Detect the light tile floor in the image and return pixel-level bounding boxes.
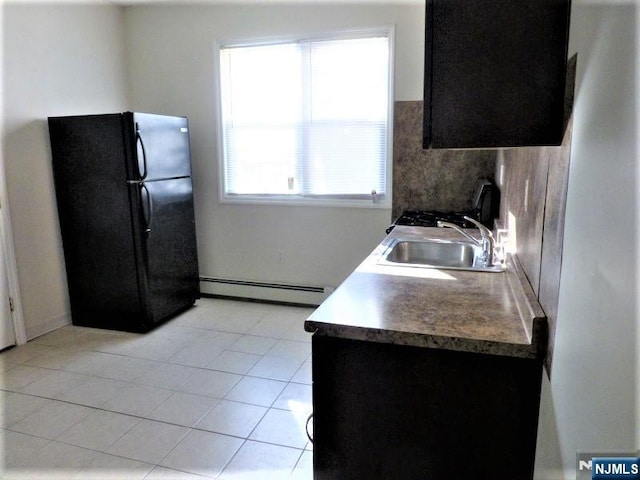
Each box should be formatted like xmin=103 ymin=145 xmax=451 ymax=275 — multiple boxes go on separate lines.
xmin=0 ymin=298 xmax=314 ymax=479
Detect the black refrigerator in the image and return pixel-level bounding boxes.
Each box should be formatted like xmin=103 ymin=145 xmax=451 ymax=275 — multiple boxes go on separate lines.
xmin=48 ymin=112 xmax=200 ymax=333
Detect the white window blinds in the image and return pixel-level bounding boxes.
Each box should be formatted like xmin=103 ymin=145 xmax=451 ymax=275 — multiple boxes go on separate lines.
xmin=219 ymin=31 xmax=391 ymax=204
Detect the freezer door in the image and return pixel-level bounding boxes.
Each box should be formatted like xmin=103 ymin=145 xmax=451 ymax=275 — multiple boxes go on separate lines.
xmin=138 ymin=177 xmax=199 ymax=324
xmin=129 ymin=112 xmax=193 ymax=181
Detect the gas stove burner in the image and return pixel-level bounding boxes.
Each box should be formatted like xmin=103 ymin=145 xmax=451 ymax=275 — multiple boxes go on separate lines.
xmin=386 ymin=210 xmax=479 ymax=234
xmin=397 ymin=211 xmax=478 ymax=228
xmin=396 ymin=210 xmax=477 ymax=228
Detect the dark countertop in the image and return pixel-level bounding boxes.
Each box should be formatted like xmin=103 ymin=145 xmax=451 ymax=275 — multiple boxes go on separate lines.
xmin=304 ymin=226 xmax=546 ymax=359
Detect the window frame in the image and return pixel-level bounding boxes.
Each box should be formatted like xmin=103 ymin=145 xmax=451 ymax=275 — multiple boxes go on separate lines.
xmin=215 ymin=26 xmax=395 ymax=209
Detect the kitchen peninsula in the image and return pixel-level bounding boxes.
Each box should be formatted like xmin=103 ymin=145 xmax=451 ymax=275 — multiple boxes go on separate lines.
xmin=305 ymin=225 xmax=546 ymax=480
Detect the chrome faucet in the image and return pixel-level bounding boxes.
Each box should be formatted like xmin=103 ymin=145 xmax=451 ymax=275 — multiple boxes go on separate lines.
xmin=436 ymin=216 xmax=495 ymax=267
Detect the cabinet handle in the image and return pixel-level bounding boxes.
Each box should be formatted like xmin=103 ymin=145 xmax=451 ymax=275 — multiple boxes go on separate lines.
xmin=305 ymin=413 xmax=314 ymax=444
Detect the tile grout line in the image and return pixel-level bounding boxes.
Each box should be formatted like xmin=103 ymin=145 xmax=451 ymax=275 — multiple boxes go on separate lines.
xmin=1 ymin=299 xmax=315 ymax=478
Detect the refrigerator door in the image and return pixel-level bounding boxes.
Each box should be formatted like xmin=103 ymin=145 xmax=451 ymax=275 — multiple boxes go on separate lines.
xmin=136 ymin=177 xmax=199 ymax=325
xmin=128 ymin=112 xmax=193 ymax=181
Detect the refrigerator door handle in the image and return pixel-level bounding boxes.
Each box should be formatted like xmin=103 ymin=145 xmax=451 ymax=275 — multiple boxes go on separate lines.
xmin=135 ymin=123 xmax=148 ymax=180
xmin=140 ymin=183 xmax=153 ymax=236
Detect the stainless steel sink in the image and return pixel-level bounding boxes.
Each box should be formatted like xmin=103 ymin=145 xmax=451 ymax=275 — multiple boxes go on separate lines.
xmin=378 ymin=238 xmax=504 ymax=272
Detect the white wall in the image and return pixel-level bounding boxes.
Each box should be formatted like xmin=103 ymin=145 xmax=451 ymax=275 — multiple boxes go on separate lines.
xmin=3 ymin=3 xmax=129 ymax=338
xmin=123 ymin=3 xmax=425 ymax=302
xmin=534 ymin=2 xmax=640 ymax=478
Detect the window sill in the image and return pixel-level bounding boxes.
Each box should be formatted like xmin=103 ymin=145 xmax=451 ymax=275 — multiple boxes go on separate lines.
xmin=220 ymin=194 xmax=391 ymax=209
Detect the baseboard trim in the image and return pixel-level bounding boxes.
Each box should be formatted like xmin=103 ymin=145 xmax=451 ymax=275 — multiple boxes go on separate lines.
xmin=26 ymin=311 xmax=71 ymax=341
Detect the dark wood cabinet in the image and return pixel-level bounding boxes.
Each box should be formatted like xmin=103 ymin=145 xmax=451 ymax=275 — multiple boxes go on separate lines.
xmin=423 ymin=0 xmax=571 ymax=149
xmin=311 ymin=335 xmax=543 ymax=480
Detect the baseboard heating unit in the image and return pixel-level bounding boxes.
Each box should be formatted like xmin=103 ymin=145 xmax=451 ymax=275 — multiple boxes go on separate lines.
xmin=199 ymin=276 xmax=334 ymax=306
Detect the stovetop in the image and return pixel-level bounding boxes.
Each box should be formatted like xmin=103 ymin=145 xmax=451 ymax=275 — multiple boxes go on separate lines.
xmin=388 ymin=179 xmax=499 ymax=234
xmin=386 ymin=210 xmax=479 ymax=234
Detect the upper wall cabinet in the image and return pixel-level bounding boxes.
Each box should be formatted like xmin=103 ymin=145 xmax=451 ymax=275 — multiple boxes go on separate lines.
xmin=423 ymin=0 xmax=571 ymax=149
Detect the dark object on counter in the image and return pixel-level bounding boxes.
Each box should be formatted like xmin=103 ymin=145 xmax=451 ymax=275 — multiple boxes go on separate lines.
xmin=387 ymin=179 xmax=499 ymax=233
xmin=423 ymin=0 xmax=571 ymax=149
xmin=48 ymin=112 xmax=200 ymax=333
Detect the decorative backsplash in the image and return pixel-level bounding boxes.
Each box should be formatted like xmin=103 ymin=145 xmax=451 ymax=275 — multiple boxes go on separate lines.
xmin=392 ymin=101 xmax=496 ymax=219
xmin=496 ymin=126 xmax=572 ymax=376
xmin=392 ymin=66 xmax=575 ymax=375
xmin=496 ymin=54 xmax=577 ymax=375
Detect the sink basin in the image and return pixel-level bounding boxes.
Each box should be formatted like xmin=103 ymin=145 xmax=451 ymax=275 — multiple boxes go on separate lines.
xmin=385 ymin=239 xmax=475 ymax=268
xmin=378 ymin=238 xmax=504 ymax=272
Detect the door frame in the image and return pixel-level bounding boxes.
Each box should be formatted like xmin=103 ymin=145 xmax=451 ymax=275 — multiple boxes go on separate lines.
xmin=0 ymin=164 xmax=26 ymax=346
xmin=1 ymin=11 xmax=26 ymax=346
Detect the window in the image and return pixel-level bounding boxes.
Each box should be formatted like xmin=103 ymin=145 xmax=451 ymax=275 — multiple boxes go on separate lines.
xmin=218 ymin=28 xmax=393 ymax=207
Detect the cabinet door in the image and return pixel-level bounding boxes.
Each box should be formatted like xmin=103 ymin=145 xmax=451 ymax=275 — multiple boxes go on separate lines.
xmin=312 ymin=335 xmax=543 ymax=480
xmin=423 ymin=0 xmax=571 ymax=149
